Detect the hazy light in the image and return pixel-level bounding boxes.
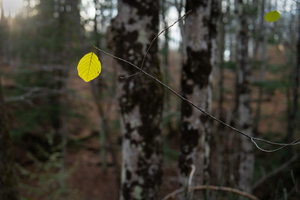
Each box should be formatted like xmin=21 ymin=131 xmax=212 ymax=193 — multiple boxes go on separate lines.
xmin=2 ymin=0 xmax=23 ymax=17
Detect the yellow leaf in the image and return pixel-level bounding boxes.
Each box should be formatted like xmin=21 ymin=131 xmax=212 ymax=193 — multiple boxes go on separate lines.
xmin=77 ymin=52 xmax=101 ymax=82
xmin=265 ymin=10 xmax=280 ymax=23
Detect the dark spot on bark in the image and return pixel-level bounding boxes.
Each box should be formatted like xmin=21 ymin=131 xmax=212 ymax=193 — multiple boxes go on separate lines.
xmin=123 ymin=0 xmax=159 ymax=21
xmin=209 ymin=0 xmax=219 ymax=39
xmin=122 ymin=183 xmax=131 ymax=200
xmin=237 ymin=81 xmax=251 ymax=95
xmin=124 ymin=123 xmax=134 ymax=139
xmin=128 ymin=18 xmax=135 ymax=24
xmin=126 ymin=170 xmax=131 ymax=180
xmin=122 ymin=181 xmax=139 ymax=200
xmin=181 ymin=100 xmax=192 ymax=118
xmin=109 ymin=1 xmax=163 ymax=199
xmin=242 ymin=122 xmax=251 ymax=130
xmin=180 ymin=122 xmax=199 ymax=154
xmin=144 ymin=146 xmax=153 ymax=159
xmin=202 ymin=16 xmax=209 ymax=27
xmin=186 ymin=0 xmax=208 ymax=10
xmin=178 ymin=156 xmax=193 ymax=176
xmin=200 ymin=115 xmax=209 ymax=123
xmin=182 ymin=47 xmax=212 ymax=94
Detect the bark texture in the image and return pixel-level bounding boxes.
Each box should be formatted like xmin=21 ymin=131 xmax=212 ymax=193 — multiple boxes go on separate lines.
xmin=0 ymin=79 xmax=20 ymax=200
xmin=235 ymin=0 xmax=254 ymax=193
xmin=178 ymin=0 xmax=218 ymax=198
xmin=286 ymin=4 xmax=300 ymax=155
xmin=108 ymin=1 xmax=164 ymax=200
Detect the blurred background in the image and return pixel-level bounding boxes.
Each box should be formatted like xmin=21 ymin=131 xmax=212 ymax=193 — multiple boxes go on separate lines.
xmin=0 ymin=0 xmax=300 ymax=199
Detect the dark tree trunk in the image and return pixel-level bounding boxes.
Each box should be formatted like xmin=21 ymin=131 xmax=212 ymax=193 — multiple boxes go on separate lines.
xmin=286 ymin=5 xmax=300 ymax=156
xmin=108 ymin=1 xmax=164 ymax=199
xmin=0 ymin=78 xmax=20 ymax=200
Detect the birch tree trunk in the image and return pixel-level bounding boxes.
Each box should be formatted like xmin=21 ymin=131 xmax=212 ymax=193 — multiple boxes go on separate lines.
xmin=286 ymin=4 xmax=300 ymax=156
xmin=253 ymin=0 xmax=267 ymax=134
xmin=0 ymin=0 xmax=9 ymax=63
xmin=235 ymin=0 xmax=254 ymax=193
xmin=108 ymin=1 xmax=164 ymax=199
xmin=0 ymin=78 xmax=20 ymax=200
xmin=178 ymin=0 xmax=218 ymax=199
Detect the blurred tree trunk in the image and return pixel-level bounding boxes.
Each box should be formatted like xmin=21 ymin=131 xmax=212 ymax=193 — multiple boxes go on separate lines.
xmin=160 ymin=0 xmax=173 ymax=137
xmin=91 ymin=0 xmax=120 ymax=187
xmin=213 ymin=0 xmax=229 ymax=187
xmin=286 ymin=4 xmax=300 ymax=156
xmin=0 ymin=0 xmax=9 ymax=63
xmin=235 ymin=0 xmax=254 ymax=193
xmin=216 ymin=0 xmax=226 ymax=122
xmin=71 ymin=0 xmax=120 ymax=190
xmin=230 ymin=34 xmax=236 ymax=62
xmin=108 ymin=1 xmax=164 ymax=200
xmin=254 ymin=32 xmax=268 ymax=134
xmin=253 ymin=0 xmax=267 ymax=134
xmin=178 ymin=0 xmax=218 ymax=199
xmin=0 ymin=78 xmax=20 ymax=200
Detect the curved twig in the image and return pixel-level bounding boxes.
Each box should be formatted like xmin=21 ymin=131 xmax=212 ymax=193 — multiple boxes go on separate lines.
xmin=188 ymin=165 xmax=195 ymax=192
xmin=161 ymin=185 xmax=260 ymax=200
xmin=120 ymin=10 xmax=192 ymax=79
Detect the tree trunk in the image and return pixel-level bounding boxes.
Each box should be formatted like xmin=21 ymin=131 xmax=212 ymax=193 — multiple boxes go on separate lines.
xmin=178 ymin=0 xmax=218 ymax=199
xmin=254 ymin=31 xmax=267 ymax=134
xmin=212 ymin=0 xmax=229 ymax=187
xmin=0 ymin=0 xmax=9 ymax=63
xmin=235 ymin=0 xmax=254 ymax=193
xmin=108 ymin=1 xmax=164 ymax=200
xmin=0 ymin=78 xmax=20 ymax=200
xmin=286 ymin=4 xmax=300 ymax=156
xmin=253 ymin=0 xmax=267 ymax=134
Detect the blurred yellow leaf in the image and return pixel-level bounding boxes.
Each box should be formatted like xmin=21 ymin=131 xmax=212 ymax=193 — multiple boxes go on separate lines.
xmin=77 ymin=52 xmax=101 ymax=82
xmin=265 ymin=10 xmax=280 ymax=23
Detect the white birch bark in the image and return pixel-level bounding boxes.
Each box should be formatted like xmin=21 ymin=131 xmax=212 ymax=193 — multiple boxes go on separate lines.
xmin=235 ymin=0 xmax=255 ymax=193
xmin=108 ymin=1 xmax=164 ymax=200
xmin=178 ymin=0 xmax=218 ymax=199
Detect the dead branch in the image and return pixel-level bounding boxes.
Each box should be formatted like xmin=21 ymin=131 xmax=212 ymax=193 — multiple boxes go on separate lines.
xmin=161 ymin=185 xmax=260 ymax=200
xmin=92 ymin=11 xmax=300 ymax=153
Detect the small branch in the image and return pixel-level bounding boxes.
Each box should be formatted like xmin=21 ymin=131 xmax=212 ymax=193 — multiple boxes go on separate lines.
xmin=94 ymin=45 xmax=300 ymax=153
xmin=253 ymin=153 xmax=299 ymax=189
xmin=4 ymin=86 xmax=68 ymax=103
xmin=188 ymin=165 xmax=195 ymax=192
xmin=161 ymin=185 xmax=260 ymax=200
xmin=185 ymin=164 xmax=196 ymax=200
xmin=293 ymin=0 xmax=300 ymax=5
xmin=92 ymin=11 xmax=300 ymax=153
xmin=120 ymin=10 xmax=192 ymax=79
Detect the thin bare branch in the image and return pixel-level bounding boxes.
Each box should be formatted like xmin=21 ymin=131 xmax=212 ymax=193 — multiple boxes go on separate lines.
xmin=120 ymin=10 xmax=192 ymax=79
xmin=94 ymin=45 xmax=300 ymax=153
xmin=293 ymin=0 xmax=300 ymax=5
xmin=188 ymin=165 xmax=195 ymax=192
xmin=161 ymin=185 xmax=260 ymax=200
xmin=4 ymin=86 xmax=67 ymax=103
xmin=92 ymin=10 xmax=300 ymax=153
